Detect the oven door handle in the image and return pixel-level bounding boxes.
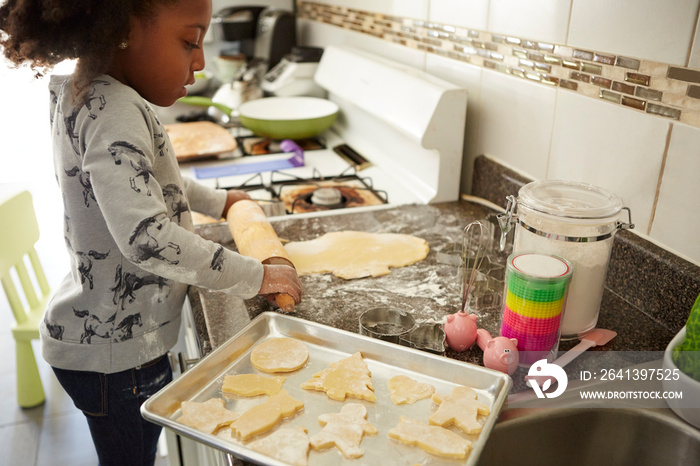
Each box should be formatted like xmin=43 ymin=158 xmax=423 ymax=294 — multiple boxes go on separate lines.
xmin=168 ymin=351 xmax=200 ymax=374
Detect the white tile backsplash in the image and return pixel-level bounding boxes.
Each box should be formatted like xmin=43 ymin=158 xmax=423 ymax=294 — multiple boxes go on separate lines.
xmin=298 ymin=1 xmax=700 ymax=263
xmin=429 ymin=0 xmax=490 ymax=31
xmin=651 ymin=124 xmax=700 ymax=261
xmin=568 ymin=0 xmax=699 ymax=66
xmin=487 ymin=0 xmax=571 ymax=44
xmin=548 ymin=91 xmax=669 ymax=234
xmin=315 ymin=0 xmax=429 ymax=19
xmin=426 ymin=54 xmax=484 ymax=194
xmin=297 ymin=19 xmax=427 ymax=69
xmin=689 ymin=13 xmax=700 ymax=68
xmin=476 ymin=69 xmax=556 ymax=181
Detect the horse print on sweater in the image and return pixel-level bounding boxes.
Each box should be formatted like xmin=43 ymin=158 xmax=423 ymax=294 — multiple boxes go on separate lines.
xmin=73 ymin=308 xmax=114 ymax=344
xmin=107 ymin=141 xmax=155 ymax=196
xmin=64 ymin=165 xmax=96 ymax=208
xmin=44 ymin=318 xmax=65 ymax=341
xmin=113 ymin=313 xmax=143 ymax=342
xmin=73 ymin=308 xmax=143 ymax=343
xmin=111 ymin=264 xmax=171 ymax=310
xmin=162 ymin=184 xmax=189 ymax=222
xmin=63 ymin=80 xmax=110 ymax=156
xmin=211 ymin=246 xmax=225 ymax=272
xmin=65 ymin=238 xmax=109 ymax=290
xmin=129 ymin=217 xmax=182 ymax=265
xmin=128 ymin=216 xmax=181 ymax=264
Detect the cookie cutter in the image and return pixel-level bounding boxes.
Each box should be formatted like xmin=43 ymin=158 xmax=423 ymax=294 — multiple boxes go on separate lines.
xmin=359 ymin=308 xmax=446 ymax=354
xmin=359 ymin=307 xmax=416 ymax=344
xmin=436 ymin=243 xmax=462 ymax=266
xmin=400 ymin=323 xmax=446 ymax=355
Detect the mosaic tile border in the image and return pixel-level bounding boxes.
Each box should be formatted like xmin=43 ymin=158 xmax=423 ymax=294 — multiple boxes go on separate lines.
xmin=299 ymin=1 xmax=700 ymax=128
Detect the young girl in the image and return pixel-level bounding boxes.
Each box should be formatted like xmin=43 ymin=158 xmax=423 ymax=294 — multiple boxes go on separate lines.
xmin=0 ymin=1 xmax=302 ymax=464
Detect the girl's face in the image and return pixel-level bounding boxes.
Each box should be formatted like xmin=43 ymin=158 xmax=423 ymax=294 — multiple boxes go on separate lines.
xmin=110 ymin=0 xmax=212 ymax=107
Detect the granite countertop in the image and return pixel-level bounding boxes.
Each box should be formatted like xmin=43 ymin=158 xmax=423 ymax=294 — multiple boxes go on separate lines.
xmin=187 ymin=199 xmax=678 ymax=392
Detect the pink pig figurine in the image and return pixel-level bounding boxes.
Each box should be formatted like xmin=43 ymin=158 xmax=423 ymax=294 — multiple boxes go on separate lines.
xmin=476 ymin=329 xmax=519 ymax=375
xmin=443 ymin=311 xmax=478 ymax=352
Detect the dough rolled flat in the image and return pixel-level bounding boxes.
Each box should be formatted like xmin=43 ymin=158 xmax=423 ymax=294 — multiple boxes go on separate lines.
xmin=284 ymin=231 xmax=429 ymax=279
xmin=231 ymin=390 xmax=305 ymax=440
xmin=250 ymin=337 xmax=309 ymax=373
xmin=300 ymin=352 xmax=375 ymax=402
xmin=177 ymin=398 xmax=239 ymax=434
xmin=222 ymin=374 xmax=286 ymax=396
xmin=388 ymin=416 xmax=472 ymax=459
xmin=387 ymin=375 xmax=435 ymax=405
xmin=249 ymin=426 xmax=310 ymax=466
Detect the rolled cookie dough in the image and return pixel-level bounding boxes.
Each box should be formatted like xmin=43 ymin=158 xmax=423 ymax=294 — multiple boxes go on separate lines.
xmin=388 ymin=416 xmax=472 ymax=459
xmin=250 ymin=337 xmax=309 ymax=373
xmin=177 ymin=398 xmax=239 ymax=435
xmin=222 ymin=374 xmax=286 ymax=396
xmin=309 ymin=404 xmax=377 ymax=459
xmin=301 ymin=352 xmax=375 ymax=402
xmin=249 ymin=426 xmax=310 ymax=466
xmin=231 ymin=390 xmax=305 ymax=440
xmin=429 ymin=386 xmax=490 ymax=434
xmin=284 ymin=231 xmax=429 ymax=279
xmin=387 ymin=375 xmax=435 ymax=405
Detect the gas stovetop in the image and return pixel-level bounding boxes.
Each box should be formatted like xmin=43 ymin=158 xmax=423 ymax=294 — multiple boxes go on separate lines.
xmin=178 ymin=45 xmax=467 ymax=220
xmin=180 ymin=129 xmax=417 ymax=219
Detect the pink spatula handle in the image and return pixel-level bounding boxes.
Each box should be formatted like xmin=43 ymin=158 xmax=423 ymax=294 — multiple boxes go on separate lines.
xmin=553 ymin=339 xmax=596 ymax=368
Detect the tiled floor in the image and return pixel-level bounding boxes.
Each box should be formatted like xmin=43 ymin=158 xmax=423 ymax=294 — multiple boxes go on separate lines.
xmin=0 ymin=63 xmax=170 ymax=466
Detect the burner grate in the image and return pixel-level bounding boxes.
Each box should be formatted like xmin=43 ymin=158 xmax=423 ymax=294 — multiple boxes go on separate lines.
xmin=279 ymin=180 xmax=388 ymax=214
xmin=220 ymin=167 xmax=388 ymax=215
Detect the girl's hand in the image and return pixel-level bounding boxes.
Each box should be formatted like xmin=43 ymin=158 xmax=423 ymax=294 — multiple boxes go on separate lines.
xmin=222 ymin=190 xmax=251 ymax=217
xmin=258 ymin=264 xmax=303 ymax=306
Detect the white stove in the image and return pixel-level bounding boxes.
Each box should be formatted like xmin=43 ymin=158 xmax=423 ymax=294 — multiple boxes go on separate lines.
xmin=179 ymin=45 xmax=468 ymax=221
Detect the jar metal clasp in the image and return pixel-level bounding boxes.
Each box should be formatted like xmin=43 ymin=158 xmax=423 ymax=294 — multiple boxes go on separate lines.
xmin=617 ymin=206 xmax=635 ymax=231
xmin=496 ymin=195 xmax=517 ymax=252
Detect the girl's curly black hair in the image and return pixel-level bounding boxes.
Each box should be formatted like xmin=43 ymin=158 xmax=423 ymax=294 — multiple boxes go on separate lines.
xmin=0 ymin=0 xmax=178 ymax=102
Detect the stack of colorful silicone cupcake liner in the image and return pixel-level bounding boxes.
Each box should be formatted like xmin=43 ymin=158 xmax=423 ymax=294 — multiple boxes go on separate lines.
xmin=499 ymin=252 xmax=572 ymax=365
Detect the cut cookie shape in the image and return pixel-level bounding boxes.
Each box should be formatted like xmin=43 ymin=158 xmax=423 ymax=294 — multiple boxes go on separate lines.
xmin=177 ymin=398 xmax=239 ymax=434
xmin=250 ymin=337 xmax=309 ymax=373
xmin=429 ymin=386 xmax=490 ymax=434
xmin=300 ymin=352 xmax=375 ymax=402
xmin=249 ymin=426 xmax=310 ymax=466
xmin=222 ymin=374 xmax=286 ymax=396
xmin=388 ymin=416 xmax=472 ymax=459
xmin=309 ymin=404 xmax=377 ymax=459
xmin=387 ymin=375 xmax=435 ymax=405
xmin=231 ymin=390 xmax=305 ymax=440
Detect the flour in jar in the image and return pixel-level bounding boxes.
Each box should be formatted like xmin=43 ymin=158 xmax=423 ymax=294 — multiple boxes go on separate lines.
xmin=514 ymin=227 xmax=613 ymax=338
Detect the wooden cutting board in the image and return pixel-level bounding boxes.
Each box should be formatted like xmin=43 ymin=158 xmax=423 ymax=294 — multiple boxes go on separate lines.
xmin=165 ymin=121 xmax=237 ymax=162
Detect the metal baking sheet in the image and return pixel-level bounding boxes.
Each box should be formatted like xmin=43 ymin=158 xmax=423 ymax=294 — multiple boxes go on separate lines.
xmin=142 ymin=312 xmax=511 ymax=465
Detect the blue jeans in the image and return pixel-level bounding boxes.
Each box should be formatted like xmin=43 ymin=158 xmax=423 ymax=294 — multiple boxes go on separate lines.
xmin=52 ymin=355 xmax=173 ymax=466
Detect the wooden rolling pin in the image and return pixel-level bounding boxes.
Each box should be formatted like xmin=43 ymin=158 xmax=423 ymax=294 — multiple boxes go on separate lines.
xmin=227 ymin=200 xmax=297 ymax=312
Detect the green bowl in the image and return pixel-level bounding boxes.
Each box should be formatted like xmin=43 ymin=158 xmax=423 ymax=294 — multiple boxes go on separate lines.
xmin=238 ymin=96 xmax=339 ymax=140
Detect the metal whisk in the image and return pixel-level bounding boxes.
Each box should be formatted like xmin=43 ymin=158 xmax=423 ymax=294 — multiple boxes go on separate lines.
xmin=461 ymin=221 xmax=486 ymax=313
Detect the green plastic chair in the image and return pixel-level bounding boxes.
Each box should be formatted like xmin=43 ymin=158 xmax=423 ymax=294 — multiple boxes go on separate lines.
xmin=0 ymin=191 xmax=50 ymax=408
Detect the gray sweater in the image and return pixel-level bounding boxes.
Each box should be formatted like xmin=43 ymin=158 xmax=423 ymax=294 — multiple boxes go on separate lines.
xmin=41 ymin=75 xmax=263 ymax=373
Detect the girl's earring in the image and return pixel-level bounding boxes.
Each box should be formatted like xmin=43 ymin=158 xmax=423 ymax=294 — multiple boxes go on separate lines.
xmin=118 ymin=41 xmax=128 ymax=50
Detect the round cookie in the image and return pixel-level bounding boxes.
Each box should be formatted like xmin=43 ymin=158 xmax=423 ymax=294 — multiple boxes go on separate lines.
xmin=251 ymin=337 xmax=309 ymax=373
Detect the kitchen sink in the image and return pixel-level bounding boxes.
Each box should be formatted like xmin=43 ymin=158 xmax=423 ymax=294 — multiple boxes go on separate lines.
xmin=477 ymin=407 xmax=700 ymax=466
xmin=477 ymin=358 xmax=700 ymax=466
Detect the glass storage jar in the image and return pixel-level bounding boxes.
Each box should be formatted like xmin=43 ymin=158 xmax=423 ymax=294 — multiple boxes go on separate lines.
xmin=498 ymin=180 xmax=633 ymax=340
